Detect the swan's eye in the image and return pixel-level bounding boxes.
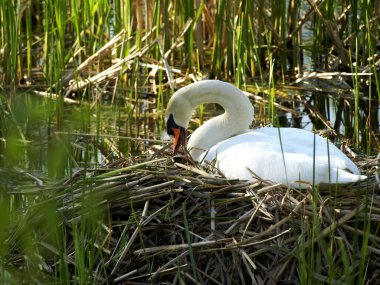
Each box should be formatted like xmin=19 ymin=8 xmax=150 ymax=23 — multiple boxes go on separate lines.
xmin=166 ymin=114 xmax=179 ymax=136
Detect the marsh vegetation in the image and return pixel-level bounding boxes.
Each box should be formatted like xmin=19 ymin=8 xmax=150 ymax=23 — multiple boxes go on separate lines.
xmin=0 ymin=0 xmax=379 ymax=284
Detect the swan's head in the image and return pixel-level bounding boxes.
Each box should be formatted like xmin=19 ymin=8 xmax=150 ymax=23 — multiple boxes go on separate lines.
xmin=165 ymin=80 xmax=254 ymax=155
xmin=165 ymin=85 xmax=194 ymax=153
xmin=165 ymin=113 xmax=187 ymax=153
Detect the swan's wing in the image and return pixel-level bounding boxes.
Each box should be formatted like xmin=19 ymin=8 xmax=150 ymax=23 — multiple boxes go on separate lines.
xmin=255 ymin=127 xmax=361 ymax=175
xmin=202 ymin=129 xmax=365 ymax=186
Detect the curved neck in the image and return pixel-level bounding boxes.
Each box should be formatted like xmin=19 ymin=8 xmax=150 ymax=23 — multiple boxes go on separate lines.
xmin=179 ymin=81 xmax=254 ymax=161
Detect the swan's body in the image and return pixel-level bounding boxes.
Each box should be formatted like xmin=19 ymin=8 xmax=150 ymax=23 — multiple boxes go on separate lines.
xmin=165 ymin=80 xmax=366 ymax=187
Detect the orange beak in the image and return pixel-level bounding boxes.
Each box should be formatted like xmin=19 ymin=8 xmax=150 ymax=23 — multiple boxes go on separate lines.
xmin=166 ymin=114 xmax=187 ymax=153
xmin=172 ymin=127 xmax=187 ymax=153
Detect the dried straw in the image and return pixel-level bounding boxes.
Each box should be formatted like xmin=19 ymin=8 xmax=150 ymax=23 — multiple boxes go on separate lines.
xmin=25 ymin=148 xmax=380 ymax=284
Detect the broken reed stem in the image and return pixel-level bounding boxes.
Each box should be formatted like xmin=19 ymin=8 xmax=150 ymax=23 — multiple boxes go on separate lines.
xmin=110 ymin=200 xmax=150 ymax=275
xmin=134 ymin=239 xmax=232 ymax=255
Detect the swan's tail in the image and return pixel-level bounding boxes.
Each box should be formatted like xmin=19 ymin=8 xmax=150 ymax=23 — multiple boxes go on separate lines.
xmin=332 ymin=168 xmax=367 ymax=184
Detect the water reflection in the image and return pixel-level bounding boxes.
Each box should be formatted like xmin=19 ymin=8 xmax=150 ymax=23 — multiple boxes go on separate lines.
xmin=277 ymin=88 xmax=379 ymax=154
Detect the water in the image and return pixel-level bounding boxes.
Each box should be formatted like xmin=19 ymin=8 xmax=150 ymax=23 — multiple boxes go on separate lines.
xmin=0 ymin=92 xmax=160 ymax=180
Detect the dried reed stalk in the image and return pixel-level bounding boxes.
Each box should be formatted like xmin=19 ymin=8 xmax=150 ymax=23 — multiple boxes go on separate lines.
xmin=26 ymin=148 xmax=379 ymax=284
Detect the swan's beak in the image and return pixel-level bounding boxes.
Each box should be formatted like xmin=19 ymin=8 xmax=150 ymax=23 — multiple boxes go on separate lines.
xmin=172 ymin=127 xmax=187 ymax=153
xmin=166 ymin=114 xmax=187 ymax=153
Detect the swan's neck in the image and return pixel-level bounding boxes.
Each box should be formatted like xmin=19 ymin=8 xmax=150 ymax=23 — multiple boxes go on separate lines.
xmin=182 ymin=81 xmax=254 ymax=162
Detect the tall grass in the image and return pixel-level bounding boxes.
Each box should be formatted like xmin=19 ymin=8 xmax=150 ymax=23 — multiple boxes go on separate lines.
xmin=0 ymin=1 xmax=379 ymax=284
xmin=1 ymin=1 xmax=379 ymax=87
xmin=0 ymin=0 xmax=21 ymax=87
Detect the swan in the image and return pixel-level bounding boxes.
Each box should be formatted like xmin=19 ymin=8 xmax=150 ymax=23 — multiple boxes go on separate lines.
xmin=165 ymin=80 xmax=367 ymax=187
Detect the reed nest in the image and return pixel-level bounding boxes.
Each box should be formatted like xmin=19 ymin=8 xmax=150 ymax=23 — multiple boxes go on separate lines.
xmin=27 ymin=146 xmax=379 ymax=284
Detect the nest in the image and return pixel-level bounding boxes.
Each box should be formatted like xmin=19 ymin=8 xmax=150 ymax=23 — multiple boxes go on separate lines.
xmin=24 ymin=146 xmax=378 ymax=284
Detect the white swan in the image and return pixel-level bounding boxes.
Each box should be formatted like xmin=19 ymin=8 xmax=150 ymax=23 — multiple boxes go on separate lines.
xmin=165 ymin=80 xmax=367 ymax=187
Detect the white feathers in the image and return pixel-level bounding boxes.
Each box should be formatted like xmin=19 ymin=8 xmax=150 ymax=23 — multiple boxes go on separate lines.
xmin=166 ymin=80 xmax=366 ymax=187
xmin=200 ymin=127 xmax=366 ymax=187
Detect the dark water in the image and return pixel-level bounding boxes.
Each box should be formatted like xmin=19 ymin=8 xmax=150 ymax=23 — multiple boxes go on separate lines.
xmin=0 ymin=84 xmax=379 ymax=183
xmin=0 ymin=92 xmax=160 ymax=180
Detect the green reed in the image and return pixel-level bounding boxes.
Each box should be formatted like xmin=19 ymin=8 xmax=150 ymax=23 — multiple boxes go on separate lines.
xmin=25 ymin=0 xmax=32 ymax=78
xmin=211 ymin=0 xmax=226 ymax=78
xmin=0 ymin=0 xmax=378 ymax=92
xmin=348 ymin=39 xmax=360 ymax=146
xmin=0 ymin=0 xmax=21 ymax=86
xmin=0 ymin=1 xmax=379 ymax=284
xmin=235 ymin=11 xmax=244 ymax=87
xmin=183 ymin=0 xmax=195 ymax=72
xmin=288 ymin=0 xmax=301 ymax=72
xmin=0 ymin=1 xmax=378 ymax=86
